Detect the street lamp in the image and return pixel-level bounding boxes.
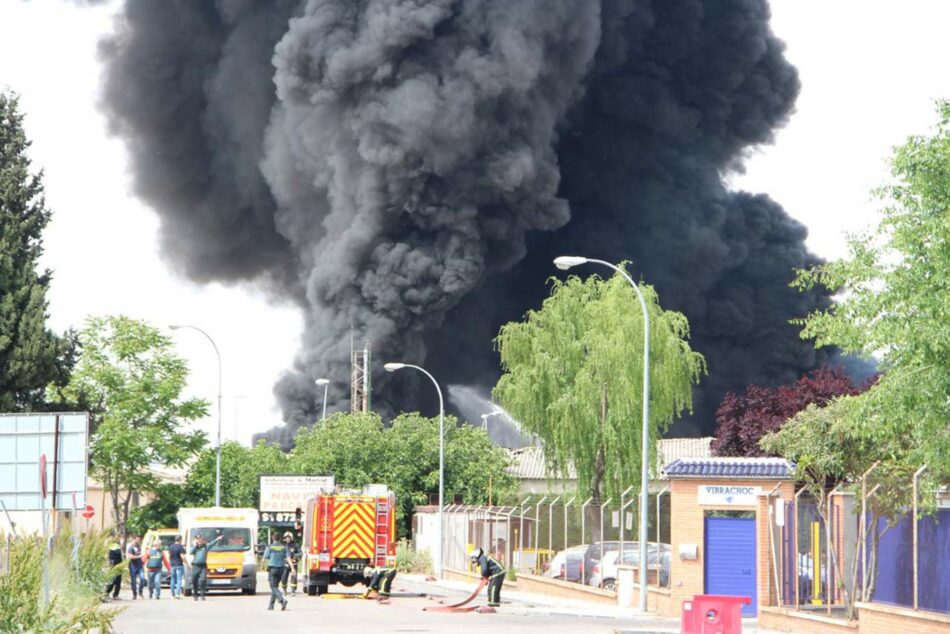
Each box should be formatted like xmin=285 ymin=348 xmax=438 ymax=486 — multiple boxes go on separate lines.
xmin=553 ymin=255 xmax=651 ymax=613
xmin=384 ymin=362 xmax=444 ymax=578
xmin=315 ymin=379 xmax=329 ymax=422
xmin=169 ymin=324 xmax=223 ymax=508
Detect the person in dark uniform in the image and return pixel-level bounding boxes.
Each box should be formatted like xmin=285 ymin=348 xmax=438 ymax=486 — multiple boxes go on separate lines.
xmin=189 ymin=533 xmax=220 ymax=601
xmin=105 ymin=536 xmax=123 ymax=600
xmin=263 ymin=535 xmax=289 ymax=611
xmin=362 ymin=564 xmax=397 ymax=600
xmin=279 ymin=531 xmax=300 ymax=596
xmin=471 ymin=547 xmax=506 ymax=608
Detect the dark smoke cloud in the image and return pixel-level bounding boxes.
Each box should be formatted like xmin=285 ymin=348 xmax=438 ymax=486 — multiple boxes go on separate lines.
xmin=95 ymin=0 xmax=829 ymax=446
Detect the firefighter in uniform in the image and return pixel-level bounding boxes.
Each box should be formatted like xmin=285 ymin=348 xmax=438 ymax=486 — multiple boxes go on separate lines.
xmin=362 ymin=564 xmax=397 ymax=600
xmin=471 ymin=547 xmax=506 ymax=608
xmin=263 ymin=535 xmax=289 ymax=611
xmin=280 ymin=531 xmax=300 ymax=595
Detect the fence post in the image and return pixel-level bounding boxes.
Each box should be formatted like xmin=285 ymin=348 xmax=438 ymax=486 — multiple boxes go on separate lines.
xmin=826 ymin=483 xmax=844 ymax=615
xmin=619 ymin=485 xmax=634 ymax=554
xmin=548 ymin=496 xmax=560 ymax=554
xmin=506 ymin=506 xmax=517 ymax=571
xmin=518 ymin=496 xmax=531 ymax=573
xmin=599 ymin=497 xmax=613 ymax=582
xmin=580 ymin=497 xmax=593 ymax=585
xmin=563 ymin=497 xmax=574 ymax=554
xmin=912 ymin=465 xmax=927 ymax=611
xmin=766 ymin=483 xmax=783 ymax=608
xmin=860 ymin=460 xmax=880 ymax=601
xmin=533 ymin=496 xmax=547 ymax=574
xmin=794 ymin=486 xmax=807 ymax=610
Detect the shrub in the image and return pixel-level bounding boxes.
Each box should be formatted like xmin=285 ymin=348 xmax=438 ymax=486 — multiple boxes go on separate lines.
xmin=0 ymin=533 xmax=120 ymax=633
xmin=395 ymin=539 xmax=432 ymax=575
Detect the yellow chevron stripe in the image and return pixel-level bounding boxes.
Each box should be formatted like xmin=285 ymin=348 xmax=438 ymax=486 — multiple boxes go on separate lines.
xmin=335 ymin=531 xmax=372 ymax=552
xmin=335 ymin=520 xmax=373 ymax=541
xmin=333 ymin=503 xmax=374 ymax=527
xmin=335 ymin=534 xmax=373 ymax=558
xmin=334 ymin=525 xmax=371 ymax=549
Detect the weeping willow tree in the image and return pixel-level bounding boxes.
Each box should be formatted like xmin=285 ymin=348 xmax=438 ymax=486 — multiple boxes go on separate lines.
xmin=493 ymin=268 xmax=706 ymax=513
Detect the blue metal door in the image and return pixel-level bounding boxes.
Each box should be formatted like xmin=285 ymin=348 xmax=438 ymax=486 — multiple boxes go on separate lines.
xmin=704 ymin=516 xmax=757 ymax=616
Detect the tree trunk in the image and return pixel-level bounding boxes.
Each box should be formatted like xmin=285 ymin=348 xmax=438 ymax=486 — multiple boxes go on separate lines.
xmin=585 ymin=383 xmax=609 ymax=538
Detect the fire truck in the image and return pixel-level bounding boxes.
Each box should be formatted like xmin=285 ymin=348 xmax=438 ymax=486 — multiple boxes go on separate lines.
xmin=302 ymin=485 xmax=396 ymax=595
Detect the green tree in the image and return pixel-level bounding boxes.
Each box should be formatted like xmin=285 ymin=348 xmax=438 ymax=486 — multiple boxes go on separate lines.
xmin=183 ymin=440 xmax=290 ymax=508
xmin=791 ymin=100 xmax=950 ymax=489
xmin=290 ymin=412 xmax=514 ymax=537
xmin=0 ymin=92 xmax=76 ymax=411
xmin=761 ymin=396 xmax=913 ymax=618
xmin=54 ymin=315 xmax=208 ymax=536
xmin=493 ymin=270 xmax=705 ymax=512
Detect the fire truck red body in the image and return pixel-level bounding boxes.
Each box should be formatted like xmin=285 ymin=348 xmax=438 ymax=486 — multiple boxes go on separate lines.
xmin=302 ymin=486 xmax=396 ymax=595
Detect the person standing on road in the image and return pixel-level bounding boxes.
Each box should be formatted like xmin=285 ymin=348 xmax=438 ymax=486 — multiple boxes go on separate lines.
xmin=263 ymin=535 xmax=289 ymax=611
xmin=145 ymin=537 xmax=164 ymax=599
xmin=126 ymin=535 xmax=147 ymax=600
xmin=471 ymin=547 xmax=506 ymax=608
xmin=168 ymin=535 xmax=186 ymax=599
xmin=105 ymin=535 xmax=124 ymax=600
xmin=189 ymin=534 xmax=220 ymax=601
xmin=279 ymin=531 xmax=300 ymax=596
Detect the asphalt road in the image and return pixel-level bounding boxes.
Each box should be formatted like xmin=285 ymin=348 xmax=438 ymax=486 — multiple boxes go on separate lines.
xmin=109 ymin=573 xmax=666 ymax=633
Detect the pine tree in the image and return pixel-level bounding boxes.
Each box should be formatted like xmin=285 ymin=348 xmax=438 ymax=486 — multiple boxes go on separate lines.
xmin=0 ymin=92 xmax=75 ymax=411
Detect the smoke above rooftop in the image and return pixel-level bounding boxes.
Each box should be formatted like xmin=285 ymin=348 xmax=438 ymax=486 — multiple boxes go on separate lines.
xmin=96 ymin=0 xmax=828 ymax=447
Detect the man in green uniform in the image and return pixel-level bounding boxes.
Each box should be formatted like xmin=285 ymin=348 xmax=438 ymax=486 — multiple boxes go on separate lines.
xmin=263 ymin=534 xmax=289 ymax=611
xmin=189 ymin=533 xmax=220 ymax=601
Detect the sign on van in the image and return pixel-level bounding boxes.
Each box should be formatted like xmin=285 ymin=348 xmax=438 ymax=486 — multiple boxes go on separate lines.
xmin=697 ymin=485 xmax=762 ymax=506
xmin=259 ymin=475 xmax=334 ymax=513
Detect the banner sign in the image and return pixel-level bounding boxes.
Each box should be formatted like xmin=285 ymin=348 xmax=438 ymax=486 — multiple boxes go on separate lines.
xmin=697 ymin=485 xmax=762 ymax=507
xmin=259 ymin=475 xmax=334 ymax=513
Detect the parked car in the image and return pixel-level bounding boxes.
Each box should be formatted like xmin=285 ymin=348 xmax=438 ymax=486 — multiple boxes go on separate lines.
xmin=581 ymin=541 xmax=643 ymax=583
xmin=542 ymin=545 xmax=588 ymax=583
xmin=588 ymin=543 xmax=672 ymax=590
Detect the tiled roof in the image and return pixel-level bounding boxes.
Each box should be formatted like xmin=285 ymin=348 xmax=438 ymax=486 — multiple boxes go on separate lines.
xmin=506 ymin=437 xmax=714 ymax=481
xmin=506 ymin=446 xmax=576 ymax=480
xmin=663 ymin=457 xmax=794 ymax=480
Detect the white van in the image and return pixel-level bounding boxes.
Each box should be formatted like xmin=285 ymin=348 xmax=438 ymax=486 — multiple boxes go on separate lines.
xmin=176 ymin=507 xmax=259 ymax=595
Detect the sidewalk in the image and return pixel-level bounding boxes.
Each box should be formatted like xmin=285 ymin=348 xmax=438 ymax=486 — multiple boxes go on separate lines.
xmin=401 ymin=574 xmax=782 ymax=633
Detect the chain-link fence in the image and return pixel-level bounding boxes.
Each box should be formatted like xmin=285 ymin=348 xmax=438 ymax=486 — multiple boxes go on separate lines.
xmin=442 ymin=489 xmax=671 ymax=593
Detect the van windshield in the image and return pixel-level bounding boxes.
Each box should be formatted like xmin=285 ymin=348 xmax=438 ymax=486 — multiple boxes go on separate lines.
xmin=190 ymin=528 xmax=252 ymax=552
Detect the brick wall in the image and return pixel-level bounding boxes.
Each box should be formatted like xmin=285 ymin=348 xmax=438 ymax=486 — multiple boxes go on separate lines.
xmin=759 ymin=607 xmax=858 ymax=634
xmin=668 ymin=478 xmax=795 ymax=616
xmin=857 ymin=602 xmax=950 ymax=634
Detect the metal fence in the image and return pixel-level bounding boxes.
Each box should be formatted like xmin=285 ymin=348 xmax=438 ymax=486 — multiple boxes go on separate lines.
xmin=774 ymin=465 xmax=948 ymax=616
xmin=442 ymin=488 xmax=672 ymax=592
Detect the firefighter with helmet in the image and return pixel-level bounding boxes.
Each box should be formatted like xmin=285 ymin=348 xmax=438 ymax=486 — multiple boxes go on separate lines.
xmin=280 ymin=531 xmax=301 ymax=595
xmin=362 ymin=561 xmax=397 ymax=601
xmin=470 ymin=547 xmax=506 ymax=608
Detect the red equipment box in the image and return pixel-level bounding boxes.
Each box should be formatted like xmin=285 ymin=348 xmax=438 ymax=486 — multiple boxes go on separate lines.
xmin=681 ymin=595 xmax=751 ymax=634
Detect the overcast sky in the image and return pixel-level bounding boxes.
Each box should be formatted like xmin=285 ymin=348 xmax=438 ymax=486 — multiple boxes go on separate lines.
xmin=2 ymin=0 xmax=949 ymax=445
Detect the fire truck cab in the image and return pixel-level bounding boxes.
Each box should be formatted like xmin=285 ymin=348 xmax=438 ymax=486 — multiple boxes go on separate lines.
xmin=303 ymin=485 xmax=396 ymax=595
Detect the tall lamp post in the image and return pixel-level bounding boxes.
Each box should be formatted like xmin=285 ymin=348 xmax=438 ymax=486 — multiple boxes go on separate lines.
xmin=315 ymin=379 xmax=329 ymax=421
xmin=553 ymin=256 xmax=651 ymax=612
xmin=169 ymin=325 xmax=223 ymax=508
xmin=384 ymin=362 xmax=444 ymax=578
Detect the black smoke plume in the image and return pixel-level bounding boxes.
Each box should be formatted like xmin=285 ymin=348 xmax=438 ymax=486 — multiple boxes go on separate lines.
xmin=96 ymin=0 xmax=828 ymax=447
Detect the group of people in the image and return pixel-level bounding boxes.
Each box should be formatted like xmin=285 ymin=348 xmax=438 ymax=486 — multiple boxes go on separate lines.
xmin=106 ymin=530 xmax=506 ymax=611
xmin=104 ymin=532 xmax=236 ymax=602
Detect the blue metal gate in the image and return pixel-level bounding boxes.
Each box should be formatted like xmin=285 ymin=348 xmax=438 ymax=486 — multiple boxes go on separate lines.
xmin=704 ymin=516 xmax=757 ymax=616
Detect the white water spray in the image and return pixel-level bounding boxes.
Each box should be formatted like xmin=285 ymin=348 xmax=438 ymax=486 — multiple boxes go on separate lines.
xmin=447 ymin=385 xmax=537 ymax=449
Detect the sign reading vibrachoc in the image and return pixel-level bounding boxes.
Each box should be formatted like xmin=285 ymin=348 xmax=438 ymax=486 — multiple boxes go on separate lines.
xmin=259 ymin=475 xmax=334 ymax=518
xmin=697 ymin=485 xmax=762 ymax=507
